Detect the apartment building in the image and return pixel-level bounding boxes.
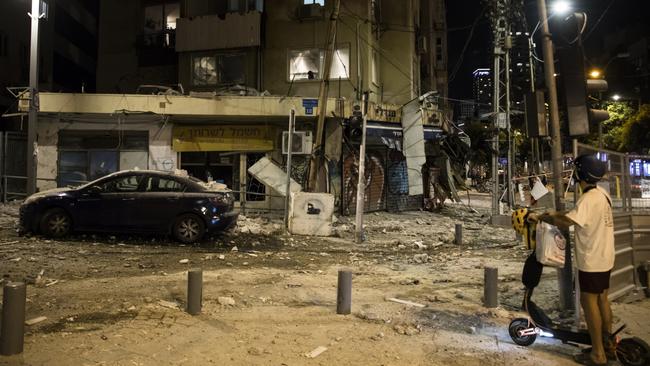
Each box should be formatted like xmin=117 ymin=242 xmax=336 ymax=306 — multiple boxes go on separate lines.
xmin=24 ymin=0 xmax=450 ymax=213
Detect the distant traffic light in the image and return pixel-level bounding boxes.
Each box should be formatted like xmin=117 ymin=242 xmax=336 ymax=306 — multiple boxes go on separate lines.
xmin=554 ymin=12 xmax=610 ymax=136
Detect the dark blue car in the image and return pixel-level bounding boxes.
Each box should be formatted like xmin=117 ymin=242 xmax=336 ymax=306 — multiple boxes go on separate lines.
xmin=19 ymin=170 xmax=238 ymax=243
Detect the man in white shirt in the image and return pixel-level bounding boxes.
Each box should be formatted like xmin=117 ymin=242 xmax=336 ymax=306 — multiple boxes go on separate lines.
xmin=529 ymin=154 xmax=614 ymax=366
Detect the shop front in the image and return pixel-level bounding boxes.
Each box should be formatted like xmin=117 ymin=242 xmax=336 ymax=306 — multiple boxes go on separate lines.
xmin=172 ymin=124 xmax=277 ymax=208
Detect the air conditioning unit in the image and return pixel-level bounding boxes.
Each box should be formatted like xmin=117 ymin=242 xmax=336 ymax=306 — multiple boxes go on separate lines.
xmin=297 ymin=3 xmax=324 ymax=19
xmin=282 ymin=131 xmax=313 ymax=155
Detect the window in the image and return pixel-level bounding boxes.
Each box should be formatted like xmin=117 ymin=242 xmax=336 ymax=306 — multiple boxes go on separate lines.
xmin=371 ymin=50 xmax=379 ymax=85
xmin=145 ymin=176 xmax=185 ymax=192
xmin=224 ymin=0 xmax=263 ymax=13
xmin=304 ymin=0 xmax=324 ymax=5
xmin=100 ymin=175 xmax=143 ymax=193
xmin=57 ymin=131 xmax=149 ymax=187
xmin=288 ymin=47 xmax=350 ymax=81
xmin=144 ymin=2 xmax=179 ymax=33
xmin=192 ymin=53 xmax=246 ymax=86
xmin=435 ymin=37 xmax=443 ymax=65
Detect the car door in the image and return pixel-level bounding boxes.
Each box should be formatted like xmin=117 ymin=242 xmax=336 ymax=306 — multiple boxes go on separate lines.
xmin=74 ymin=174 xmax=144 ymax=231
xmin=127 ymin=175 xmax=187 ymax=231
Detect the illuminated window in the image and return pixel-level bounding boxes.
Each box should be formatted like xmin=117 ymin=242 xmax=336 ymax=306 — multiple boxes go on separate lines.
xmin=192 ymin=53 xmax=246 ymax=86
xmin=304 ymin=0 xmax=325 ymax=5
xmin=288 ymin=47 xmax=350 ymax=81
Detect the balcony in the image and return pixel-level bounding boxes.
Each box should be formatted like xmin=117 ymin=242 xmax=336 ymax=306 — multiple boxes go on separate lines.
xmin=175 ymin=12 xmax=261 ymax=52
xmin=136 ymin=30 xmax=176 ymax=50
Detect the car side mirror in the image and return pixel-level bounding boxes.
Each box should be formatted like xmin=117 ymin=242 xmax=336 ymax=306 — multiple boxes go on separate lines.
xmin=86 ymin=185 xmax=103 ymax=195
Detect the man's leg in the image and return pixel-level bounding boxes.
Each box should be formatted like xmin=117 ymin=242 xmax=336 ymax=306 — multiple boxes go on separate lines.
xmin=581 ymin=292 xmax=607 ymax=364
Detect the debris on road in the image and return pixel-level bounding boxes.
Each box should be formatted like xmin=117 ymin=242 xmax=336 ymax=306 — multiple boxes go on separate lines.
xmin=386 ymin=298 xmax=426 ymax=308
xmin=25 ymin=316 xmax=47 ymax=326
xmin=305 ymin=346 xmax=327 ymax=358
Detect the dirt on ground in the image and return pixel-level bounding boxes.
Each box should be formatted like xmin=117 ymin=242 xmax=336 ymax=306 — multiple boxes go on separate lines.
xmin=0 ymin=194 xmax=648 ymax=366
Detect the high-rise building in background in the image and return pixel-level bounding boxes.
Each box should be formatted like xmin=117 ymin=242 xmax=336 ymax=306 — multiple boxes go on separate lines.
xmin=472 ymin=68 xmax=492 ymax=119
xmin=509 ymin=30 xmax=532 ymax=112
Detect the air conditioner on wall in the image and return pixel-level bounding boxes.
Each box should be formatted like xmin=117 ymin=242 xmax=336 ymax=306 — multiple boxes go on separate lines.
xmin=282 ymin=131 xmax=313 ymax=155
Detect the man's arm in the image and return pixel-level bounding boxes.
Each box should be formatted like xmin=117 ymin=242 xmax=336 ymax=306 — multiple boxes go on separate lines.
xmin=528 ymin=211 xmax=576 ymax=230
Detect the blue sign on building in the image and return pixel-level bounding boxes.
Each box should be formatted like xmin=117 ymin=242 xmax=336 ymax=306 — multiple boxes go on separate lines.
xmin=302 ymin=99 xmax=319 ymax=115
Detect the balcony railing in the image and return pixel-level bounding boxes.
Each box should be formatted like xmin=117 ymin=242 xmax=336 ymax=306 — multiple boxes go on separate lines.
xmin=136 ymin=30 xmax=176 ymax=50
xmin=175 ymin=12 xmax=261 ymax=52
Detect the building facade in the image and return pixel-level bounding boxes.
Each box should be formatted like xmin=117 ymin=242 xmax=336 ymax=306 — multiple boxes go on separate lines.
xmin=472 ymin=68 xmax=492 ymax=119
xmin=21 ymin=0 xmax=453 ymax=214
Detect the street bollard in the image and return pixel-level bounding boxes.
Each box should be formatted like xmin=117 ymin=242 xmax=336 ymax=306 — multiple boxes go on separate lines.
xmin=187 ymin=268 xmax=203 ymax=315
xmin=455 ymin=223 xmax=463 ymax=245
xmin=484 ymin=267 xmax=498 ymax=308
xmin=1 ymin=282 xmax=26 ymax=356
xmin=337 ymin=270 xmax=352 ymax=315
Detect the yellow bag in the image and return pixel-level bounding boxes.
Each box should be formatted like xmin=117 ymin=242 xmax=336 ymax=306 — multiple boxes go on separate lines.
xmin=511 ymin=208 xmax=536 ymax=250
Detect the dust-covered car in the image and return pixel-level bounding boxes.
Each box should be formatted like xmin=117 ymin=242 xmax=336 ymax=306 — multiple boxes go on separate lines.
xmin=19 ymin=170 xmax=238 ymax=243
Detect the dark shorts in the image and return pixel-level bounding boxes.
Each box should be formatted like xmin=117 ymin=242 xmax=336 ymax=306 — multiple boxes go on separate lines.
xmin=578 ymin=270 xmax=611 ymax=294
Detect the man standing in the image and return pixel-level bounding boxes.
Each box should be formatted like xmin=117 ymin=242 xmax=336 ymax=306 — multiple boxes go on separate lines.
xmin=530 ymin=154 xmax=614 ymax=366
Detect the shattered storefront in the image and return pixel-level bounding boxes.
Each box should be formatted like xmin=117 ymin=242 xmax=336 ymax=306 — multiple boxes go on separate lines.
xmin=341 ymin=122 xmax=445 ymax=214
xmin=172 ymin=123 xmax=278 ymax=208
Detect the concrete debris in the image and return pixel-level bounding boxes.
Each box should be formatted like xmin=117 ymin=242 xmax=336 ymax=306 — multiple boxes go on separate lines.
xmin=412 ymin=254 xmax=429 ymax=263
xmin=25 ymin=316 xmax=47 ymax=326
xmin=305 ymin=346 xmax=327 ymax=358
xmin=178 ymin=259 xmax=190 ymax=264
xmin=370 ymin=332 xmax=385 ymax=341
xmin=386 ymin=298 xmax=426 ymax=308
xmin=393 ymin=324 xmax=421 ymax=336
xmin=217 ymin=296 xmax=236 ymax=306
xmin=218 ymin=254 xmax=226 ymax=260
xmin=413 ymin=240 xmax=427 ymax=250
xmin=157 ymin=300 xmax=179 ymax=309
xmin=231 ymin=246 xmax=238 ymax=252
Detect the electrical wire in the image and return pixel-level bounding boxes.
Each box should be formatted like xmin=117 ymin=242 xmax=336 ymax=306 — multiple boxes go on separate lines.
xmin=448 ymin=6 xmax=487 ymax=83
xmin=583 ymin=0 xmax=617 ymax=41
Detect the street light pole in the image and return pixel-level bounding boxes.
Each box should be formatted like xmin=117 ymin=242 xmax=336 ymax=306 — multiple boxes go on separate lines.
xmin=536 ymin=0 xmax=573 ymax=310
xmin=26 ymin=0 xmax=41 ymax=195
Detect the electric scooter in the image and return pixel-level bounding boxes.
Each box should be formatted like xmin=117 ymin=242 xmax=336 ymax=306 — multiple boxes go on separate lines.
xmin=509 ymin=289 xmax=650 ymax=366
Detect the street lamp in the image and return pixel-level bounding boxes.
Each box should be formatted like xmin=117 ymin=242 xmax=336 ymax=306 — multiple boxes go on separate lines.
xmin=589 ymin=69 xmax=602 ymax=79
xmin=551 ymin=1 xmax=572 ymax=15
xmin=612 ymin=94 xmax=621 ymax=101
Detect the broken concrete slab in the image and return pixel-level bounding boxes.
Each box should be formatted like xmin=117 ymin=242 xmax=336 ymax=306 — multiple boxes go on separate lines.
xmin=247 ymin=157 xmax=302 ymax=196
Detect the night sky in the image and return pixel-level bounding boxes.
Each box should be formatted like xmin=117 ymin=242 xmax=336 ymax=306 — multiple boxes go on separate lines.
xmin=447 ymin=0 xmax=650 ymax=100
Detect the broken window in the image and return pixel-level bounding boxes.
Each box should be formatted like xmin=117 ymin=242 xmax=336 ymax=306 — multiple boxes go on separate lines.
xmin=192 ymin=53 xmax=246 ymax=86
xmin=288 ymin=47 xmax=350 ymax=81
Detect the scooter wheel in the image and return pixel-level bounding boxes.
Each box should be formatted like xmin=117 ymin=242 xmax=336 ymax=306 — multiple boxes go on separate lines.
xmin=509 ymin=318 xmax=537 ymax=346
xmin=617 ymin=337 xmax=650 ymax=366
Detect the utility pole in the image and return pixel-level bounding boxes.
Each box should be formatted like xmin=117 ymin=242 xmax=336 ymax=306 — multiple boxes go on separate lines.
xmin=284 ymin=109 xmax=296 ymax=234
xmin=309 ymin=0 xmax=341 ymax=192
xmin=536 ymin=0 xmax=572 ymax=310
xmin=489 ymin=0 xmax=513 ymax=215
xmin=354 ymin=92 xmax=369 ymax=244
xmin=26 ymin=0 xmax=42 ymax=195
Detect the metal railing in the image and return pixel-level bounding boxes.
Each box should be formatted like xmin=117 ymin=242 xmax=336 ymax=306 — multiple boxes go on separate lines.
xmin=574 ymin=141 xmax=650 ymax=212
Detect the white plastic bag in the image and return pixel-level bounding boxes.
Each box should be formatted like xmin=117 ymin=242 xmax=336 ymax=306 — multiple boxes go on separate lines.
xmin=535 ymin=222 xmax=566 ymax=267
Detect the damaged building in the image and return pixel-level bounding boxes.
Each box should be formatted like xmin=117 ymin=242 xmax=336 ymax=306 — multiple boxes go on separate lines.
xmin=7 ymin=0 xmax=467 ymax=214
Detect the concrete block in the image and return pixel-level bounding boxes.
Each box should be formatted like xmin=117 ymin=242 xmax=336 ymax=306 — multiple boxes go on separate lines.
xmin=247 ymin=157 xmax=302 ymax=196
xmin=288 ymin=192 xmax=334 ymax=236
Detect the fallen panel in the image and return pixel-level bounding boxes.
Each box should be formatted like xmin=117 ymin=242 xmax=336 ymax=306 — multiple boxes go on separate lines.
xmin=401 ymin=98 xmax=427 ymax=196
xmin=247 ymin=157 xmax=302 ymax=196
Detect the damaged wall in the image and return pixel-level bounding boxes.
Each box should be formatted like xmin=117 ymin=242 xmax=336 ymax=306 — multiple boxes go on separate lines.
xmin=35 ymin=116 xmax=176 ymax=191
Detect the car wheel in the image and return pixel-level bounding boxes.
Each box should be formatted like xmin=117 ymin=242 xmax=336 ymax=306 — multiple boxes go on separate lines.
xmin=40 ymin=208 xmax=72 ymax=238
xmin=173 ymin=214 xmax=205 ymax=244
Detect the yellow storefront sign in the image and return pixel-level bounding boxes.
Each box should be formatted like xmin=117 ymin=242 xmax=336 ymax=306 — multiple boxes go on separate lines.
xmin=173 ymin=125 xmax=275 ymax=152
